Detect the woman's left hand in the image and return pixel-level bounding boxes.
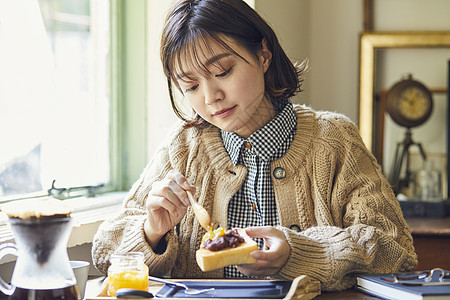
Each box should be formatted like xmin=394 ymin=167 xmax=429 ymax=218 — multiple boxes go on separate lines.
xmin=236 ymin=226 xmax=290 ymax=277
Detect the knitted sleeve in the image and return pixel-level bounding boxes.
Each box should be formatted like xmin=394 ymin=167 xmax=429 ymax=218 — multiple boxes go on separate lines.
xmin=91 ymin=140 xmax=180 ymax=276
xmin=276 ymin=113 xmax=417 ymax=291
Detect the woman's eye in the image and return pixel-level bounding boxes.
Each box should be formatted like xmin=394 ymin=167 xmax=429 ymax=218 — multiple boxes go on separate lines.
xmin=216 ymin=67 xmax=232 ymax=78
xmin=185 ymin=84 xmax=199 ymax=93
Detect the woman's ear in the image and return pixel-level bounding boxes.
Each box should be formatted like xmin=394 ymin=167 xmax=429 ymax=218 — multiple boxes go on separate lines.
xmin=260 ymin=38 xmax=272 ymax=73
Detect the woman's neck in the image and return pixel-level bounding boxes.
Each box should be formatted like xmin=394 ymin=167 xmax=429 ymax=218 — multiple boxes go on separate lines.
xmin=234 ymin=97 xmax=277 ymax=139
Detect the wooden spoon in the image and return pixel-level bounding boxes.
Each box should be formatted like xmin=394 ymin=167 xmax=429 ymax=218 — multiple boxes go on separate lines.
xmin=186 ymin=190 xmax=212 ymax=230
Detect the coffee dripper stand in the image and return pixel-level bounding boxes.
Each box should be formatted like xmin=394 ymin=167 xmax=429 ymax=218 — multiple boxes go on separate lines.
xmin=0 ymin=217 xmax=79 ymax=299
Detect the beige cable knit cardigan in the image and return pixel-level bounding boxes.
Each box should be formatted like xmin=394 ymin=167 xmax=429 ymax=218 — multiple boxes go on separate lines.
xmin=92 ymin=104 xmax=417 ymax=291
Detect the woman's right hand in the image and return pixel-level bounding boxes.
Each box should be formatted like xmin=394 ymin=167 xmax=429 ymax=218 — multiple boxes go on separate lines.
xmin=144 ymin=170 xmax=195 ymax=249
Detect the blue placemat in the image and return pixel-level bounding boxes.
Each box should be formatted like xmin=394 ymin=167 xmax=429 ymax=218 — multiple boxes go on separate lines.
xmin=155 ymin=280 xmax=292 ymax=298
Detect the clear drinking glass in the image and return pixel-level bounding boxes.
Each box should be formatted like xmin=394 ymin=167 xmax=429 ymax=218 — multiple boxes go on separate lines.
xmin=414 ymin=160 xmax=442 ymax=201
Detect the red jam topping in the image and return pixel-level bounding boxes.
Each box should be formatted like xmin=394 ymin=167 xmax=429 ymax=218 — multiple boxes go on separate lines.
xmin=201 ymin=228 xmax=245 ymax=251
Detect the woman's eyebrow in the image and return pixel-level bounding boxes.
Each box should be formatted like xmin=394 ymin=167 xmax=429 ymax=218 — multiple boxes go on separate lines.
xmin=176 ymin=53 xmax=232 ymax=81
xmin=204 ymin=53 xmax=232 ymax=66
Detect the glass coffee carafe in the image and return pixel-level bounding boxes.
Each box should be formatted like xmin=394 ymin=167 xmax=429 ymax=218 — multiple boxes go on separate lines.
xmin=0 ymin=216 xmax=79 ymax=299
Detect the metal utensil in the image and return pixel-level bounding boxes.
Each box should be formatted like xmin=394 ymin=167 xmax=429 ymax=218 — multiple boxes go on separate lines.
xmin=148 ymin=276 xmax=214 ymax=295
xmin=186 ymin=190 xmax=212 ymax=230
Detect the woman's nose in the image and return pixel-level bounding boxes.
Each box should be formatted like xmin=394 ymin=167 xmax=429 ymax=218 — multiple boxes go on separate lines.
xmin=204 ymin=84 xmax=224 ymax=105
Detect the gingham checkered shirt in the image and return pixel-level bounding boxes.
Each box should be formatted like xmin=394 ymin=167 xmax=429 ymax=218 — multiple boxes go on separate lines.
xmin=221 ymin=100 xmax=297 ymax=277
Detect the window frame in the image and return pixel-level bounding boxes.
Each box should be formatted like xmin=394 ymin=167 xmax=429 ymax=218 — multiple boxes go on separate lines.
xmin=111 ymin=0 xmax=148 ymax=192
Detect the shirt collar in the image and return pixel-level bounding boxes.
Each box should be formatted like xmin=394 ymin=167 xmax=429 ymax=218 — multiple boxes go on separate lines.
xmin=222 ymin=131 xmax=244 ymax=165
xmin=221 ymin=100 xmax=297 ymax=164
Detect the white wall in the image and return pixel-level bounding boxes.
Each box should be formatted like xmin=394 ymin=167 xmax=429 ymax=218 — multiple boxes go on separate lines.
xmin=373 ymin=0 xmax=450 ymax=31
xmin=256 ymin=0 xmax=363 ymax=122
xmin=146 ymin=1 xmax=179 ymax=161
xmin=255 ymin=0 xmax=311 ymax=106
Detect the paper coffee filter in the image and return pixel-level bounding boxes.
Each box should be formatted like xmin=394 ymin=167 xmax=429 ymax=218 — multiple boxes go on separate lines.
xmin=1 ymin=197 xmax=72 ymax=219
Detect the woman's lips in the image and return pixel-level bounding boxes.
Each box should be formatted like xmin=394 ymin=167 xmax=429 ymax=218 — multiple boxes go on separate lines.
xmin=213 ymin=106 xmax=236 ymax=119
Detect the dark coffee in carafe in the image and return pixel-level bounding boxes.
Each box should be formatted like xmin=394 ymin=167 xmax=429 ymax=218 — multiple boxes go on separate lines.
xmin=11 ymin=285 xmax=78 ymax=300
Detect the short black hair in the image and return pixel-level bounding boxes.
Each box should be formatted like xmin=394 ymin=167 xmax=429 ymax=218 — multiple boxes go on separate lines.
xmin=160 ymin=0 xmax=308 ymax=127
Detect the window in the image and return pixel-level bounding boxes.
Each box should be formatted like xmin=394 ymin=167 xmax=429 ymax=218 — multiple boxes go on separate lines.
xmin=0 ymin=0 xmax=111 ymax=200
xmin=0 ymin=0 xmax=148 ymax=247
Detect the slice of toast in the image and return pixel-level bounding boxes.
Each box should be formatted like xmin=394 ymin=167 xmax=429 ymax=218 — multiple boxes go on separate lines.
xmin=196 ymin=229 xmax=258 ymax=272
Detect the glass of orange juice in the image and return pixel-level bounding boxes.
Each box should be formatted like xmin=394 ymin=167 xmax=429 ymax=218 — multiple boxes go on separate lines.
xmin=107 ymin=252 xmax=149 ymax=297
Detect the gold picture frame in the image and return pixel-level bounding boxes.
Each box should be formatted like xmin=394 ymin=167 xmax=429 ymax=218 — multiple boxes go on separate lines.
xmin=358 ymin=31 xmax=450 ymax=152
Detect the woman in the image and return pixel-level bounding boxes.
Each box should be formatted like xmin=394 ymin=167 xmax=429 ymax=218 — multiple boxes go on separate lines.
xmin=92 ymin=0 xmax=417 ymax=291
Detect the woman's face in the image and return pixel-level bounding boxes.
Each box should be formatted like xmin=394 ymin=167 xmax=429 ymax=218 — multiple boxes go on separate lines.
xmin=175 ymin=36 xmax=275 ymax=138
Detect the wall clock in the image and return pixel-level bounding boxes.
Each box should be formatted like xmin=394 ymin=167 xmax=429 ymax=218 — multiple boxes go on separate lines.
xmin=386 ymin=74 xmax=433 ymax=128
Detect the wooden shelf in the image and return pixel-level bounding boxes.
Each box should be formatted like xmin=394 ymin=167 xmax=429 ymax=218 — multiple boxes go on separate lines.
xmin=405 ymin=217 xmax=450 ymax=271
